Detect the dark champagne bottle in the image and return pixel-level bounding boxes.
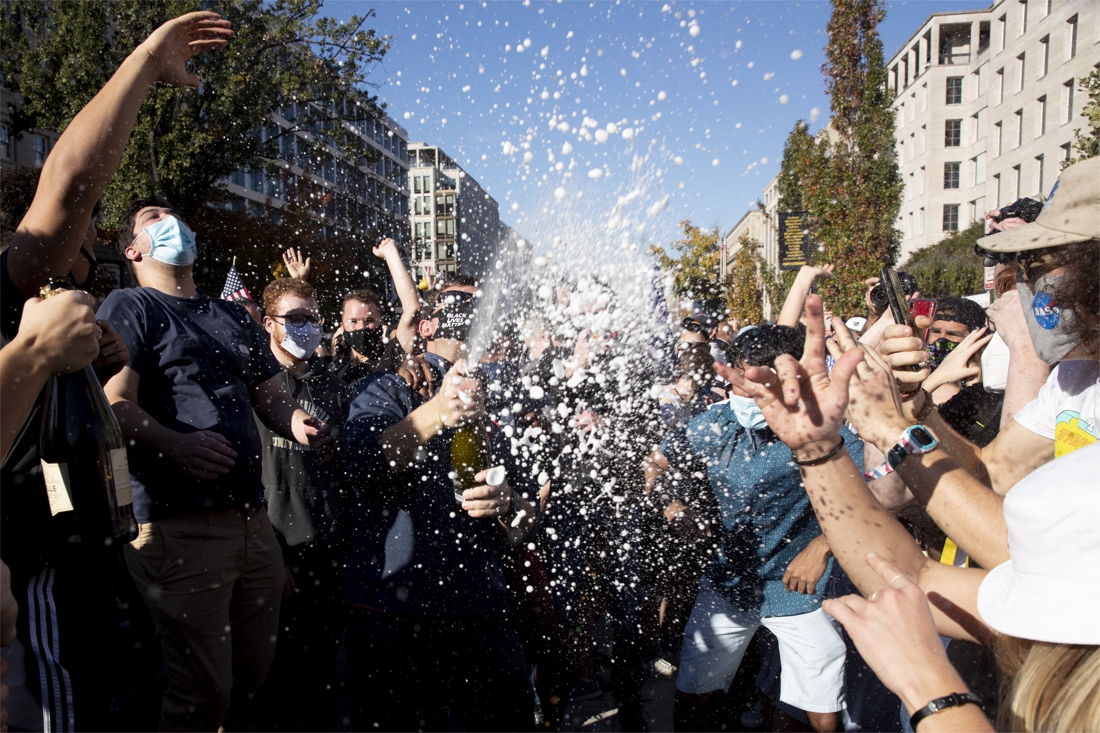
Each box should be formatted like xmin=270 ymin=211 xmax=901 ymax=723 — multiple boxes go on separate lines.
xmin=449 ymin=366 xmax=488 ymax=505
xmin=38 ymin=277 xmax=139 ymax=545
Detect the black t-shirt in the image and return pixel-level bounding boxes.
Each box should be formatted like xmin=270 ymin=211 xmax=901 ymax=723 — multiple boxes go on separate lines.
xmin=97 ymin=288 xmax=281 ymax=522
xmin=334 ymin=336 xmax=404 ymax=385
xmin=0 ymin=250 xmax=58 ymax=576
xmin=939 ymin=383 xmax=1005 ymax=448
xmin=257 ymin=356 xmax=349 ymax=547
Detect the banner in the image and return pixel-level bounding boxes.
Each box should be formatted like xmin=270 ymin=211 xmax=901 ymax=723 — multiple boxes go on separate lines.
xmin=778 ymin=211 xmax=810 ymax=271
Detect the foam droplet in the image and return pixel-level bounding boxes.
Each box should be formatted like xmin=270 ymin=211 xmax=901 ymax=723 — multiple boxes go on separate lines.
xmin=554 ymin=186 xmax=567 ymax=200
xmin=588 ymin=168 xmax=604 ymax=179
xmin=791 ymin=49 xmax=803 ymax=60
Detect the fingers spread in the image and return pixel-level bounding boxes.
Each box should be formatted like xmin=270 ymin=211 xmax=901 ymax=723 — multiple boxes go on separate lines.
xmin=772 ymin=354 xmax=805 ymax=407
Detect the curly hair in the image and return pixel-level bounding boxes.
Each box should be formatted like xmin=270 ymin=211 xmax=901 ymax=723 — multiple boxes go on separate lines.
xmin=262 ymin=278 xmax=315 ymax=314
xmin=1027 ymin=240 xmax=1100 ymax=352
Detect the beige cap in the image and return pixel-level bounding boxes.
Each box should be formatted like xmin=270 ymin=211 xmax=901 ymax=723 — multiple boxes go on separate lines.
xmin=980 ymin=157 xmax=1100 ymax=253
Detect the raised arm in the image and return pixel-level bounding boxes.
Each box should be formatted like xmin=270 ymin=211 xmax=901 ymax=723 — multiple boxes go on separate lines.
xmin=6 ymin=12 xmax=233 ymax=296
xmin=373 ymin=238 xmax=421 ymax=354
xmin=775 ymin=264 xmax=834 ymax=328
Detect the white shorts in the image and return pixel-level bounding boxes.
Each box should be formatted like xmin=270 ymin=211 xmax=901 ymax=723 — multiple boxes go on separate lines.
xmin=676 ymin=590 xmax=846 ymax=714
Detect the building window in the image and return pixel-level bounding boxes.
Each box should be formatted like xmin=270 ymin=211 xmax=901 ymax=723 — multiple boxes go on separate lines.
xmin=1064 ymin=79 xmax=1075 ymax=123
xmin=1018 ymin=0 xmax=1028 ymax=35
xmin=1066 ymin=15 xmax=1078 ymax=60
xmin=1013 ymin=164 xmax=1022 ymax=198
xmin=1039 ymin=36 xmax=1049 ymax=78
xmin=993 ymin=173 xmax=1002 ymax=208
xmin=994 ymin=121 xmax=1003 ymax=156
xmin=1014 ymin=109 xmax=1024 ymax=148
xmin=1061 ymin=142 xmax=1072 ymax=162
xmin=1036 ymin=96 xmax=1047 ymax=137
xmin=919 ymin=165 xmax=926 ymax=194
xmin=943 ymin=204 xmax=960 ymax=232
xmin=34 ymin=135 xmax=48 ymax=166
xmin=1016 ymin=53 xmax=1026 ymax=92
xmin=944 ymin=119 xmax=962 ymax=147
xmin=995 ymin=68 xmax=1005 ymax=106
xmin=0 ymin=126 xmax=10 ymax=160
xmin=944 ymin=162 xmax=961 ymax=189
xmin=998 ymin=15 xmax=1007 ymax=51
xmin=946 ymin=77 xmax=963 ymax=104
xmin=1035 ymin=155 xmax=1045 ymax=197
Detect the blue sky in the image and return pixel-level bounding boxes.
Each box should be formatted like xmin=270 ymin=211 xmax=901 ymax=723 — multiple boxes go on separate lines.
xmin=323 ymin=1 xmax=980 ymax=252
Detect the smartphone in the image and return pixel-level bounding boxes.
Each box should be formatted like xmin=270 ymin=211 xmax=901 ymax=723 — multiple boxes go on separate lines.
xmin=880 ymin=268 xmax=925 ymax=373
xmin=909 ymin=298 xmax=937 ymax=341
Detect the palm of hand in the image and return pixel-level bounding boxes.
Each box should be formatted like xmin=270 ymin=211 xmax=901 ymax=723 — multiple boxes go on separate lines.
xmin=144 ymin=13 xmax=233 ymax=89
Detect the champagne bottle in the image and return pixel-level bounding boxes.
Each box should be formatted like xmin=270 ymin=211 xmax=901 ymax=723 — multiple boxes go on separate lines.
xmin=38 ymin=277 xmax=139 ymax=545
xmin=450 ymin=421 xmax=489 ymax=505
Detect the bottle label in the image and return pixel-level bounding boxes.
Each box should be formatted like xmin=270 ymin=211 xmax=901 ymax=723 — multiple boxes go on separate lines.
xmin=41 ymin=461 xmax=74 ymax=516
xmin=109 ymin=448 xmax=133 ymax=507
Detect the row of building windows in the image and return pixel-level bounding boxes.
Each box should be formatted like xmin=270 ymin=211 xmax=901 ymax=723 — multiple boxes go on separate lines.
xmin=411 ymin=241 xmax=456 ymax=261
xmin=0 ymin=126 xmax=51 ymax=165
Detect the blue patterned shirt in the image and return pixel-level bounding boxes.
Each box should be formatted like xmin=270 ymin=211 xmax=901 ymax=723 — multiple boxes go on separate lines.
xmin=660 ymin=402 xmax=864 ymax=617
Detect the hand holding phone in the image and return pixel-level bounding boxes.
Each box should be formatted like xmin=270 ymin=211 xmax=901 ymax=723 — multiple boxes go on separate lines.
xmin=880 ymin=268 xmax=923 ymax=372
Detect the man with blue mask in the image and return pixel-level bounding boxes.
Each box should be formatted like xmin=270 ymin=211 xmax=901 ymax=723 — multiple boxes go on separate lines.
xmin=647 ymin=325 xmax=865 ymax=733
xmin=96 ymin=197 xmax=336 ymax=730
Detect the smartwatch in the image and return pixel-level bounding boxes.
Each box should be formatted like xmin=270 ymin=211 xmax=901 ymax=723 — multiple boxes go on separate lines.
xmin=885 ymin=425 xmax=938 ymax=471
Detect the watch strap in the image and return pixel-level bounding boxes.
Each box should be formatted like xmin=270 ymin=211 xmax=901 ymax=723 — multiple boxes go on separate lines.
xmin=909 ymin=692 xmax=981 ymax=729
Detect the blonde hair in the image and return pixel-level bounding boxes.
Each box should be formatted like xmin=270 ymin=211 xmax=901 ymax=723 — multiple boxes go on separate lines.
xmin=996 ymin=636 xmax=1100 ymax=732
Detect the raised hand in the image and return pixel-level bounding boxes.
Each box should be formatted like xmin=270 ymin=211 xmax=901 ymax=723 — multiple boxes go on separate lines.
xmin=16 ymin=291 xmax=101 ymax=376
xmin=713 ymin=295 xmax=864 ymax=459
xmin=985 ymin=290 xmax=1029 ymax=350
xmin=827 ymin=324 xmax=911 ymax=448
xmin=282 ymin=247 xmax=311 ymax=280
xmin=139 ymin=11 xmax=234 ymax=89
xmin=876 ymin=316 xmax=933 ymax=393
xmin=923 ymin=327 xmax=993 ymax=394
xmin=429 ymin=359 xmax=483 ymax=429
xmin=462 ymin=467 xmax=514 ymax=518
xmin=804 ymin=263 xmax=835 ymax=281
xmin=372 ymin=237 xmax=399 ymax=259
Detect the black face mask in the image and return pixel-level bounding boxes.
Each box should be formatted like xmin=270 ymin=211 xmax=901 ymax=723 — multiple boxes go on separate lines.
xmin=345 ymin=326 xmax=383 ymax=357
xmin=71 ymin=246 xmax=98 ymax=291
xmin=430 ymin=293 xmax=475 ymax=342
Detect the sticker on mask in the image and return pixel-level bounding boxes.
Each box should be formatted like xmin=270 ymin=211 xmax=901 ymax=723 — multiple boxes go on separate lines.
xmin=1032 ymin=292 xmax=1061 ymax=330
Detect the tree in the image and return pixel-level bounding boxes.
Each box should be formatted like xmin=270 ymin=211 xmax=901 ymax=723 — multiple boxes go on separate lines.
xmin=7 ymin=0 xmax=389 ymax=224
xmin=902 ymin=221 xmax=985 ymax=299
xmin=648 ymin=220 xmax=724 ymax=316
xmin=1062 ymin=68 xmax=1100 ymax=170
xmin=777 ymin=0 xmax=902 ymax=316
xmin=725 ymin=234 xmax=765 ymax=325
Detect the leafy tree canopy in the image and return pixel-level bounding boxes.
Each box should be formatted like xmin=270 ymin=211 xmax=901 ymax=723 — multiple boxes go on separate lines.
xmin=902 ymin=221 xmax=985 ymax=300
xmin=6 ymin=0 xmax=389 ymax=224
xmin=648 ymin=220 xmax=725 ymax=316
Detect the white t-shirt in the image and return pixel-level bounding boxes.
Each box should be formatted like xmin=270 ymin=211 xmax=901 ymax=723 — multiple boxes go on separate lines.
xmin=1013 ymin=360 xmax=1099 ymax=457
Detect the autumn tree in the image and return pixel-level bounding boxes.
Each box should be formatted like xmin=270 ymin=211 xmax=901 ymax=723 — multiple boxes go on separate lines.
xmin=5 ymin=0 xmax=389 ymax=224
xmin=778 ymin=0 xmax=902 ymax=315
xmin=1062 ymin=68 xmax=1100 ymax=169
xmin=903 ymin=221 xmax=985 ymax=299
xmin=725 ymin=234 xmax=765 ymax=325
xmin=648 ymin=220 xmax=724 ymax=316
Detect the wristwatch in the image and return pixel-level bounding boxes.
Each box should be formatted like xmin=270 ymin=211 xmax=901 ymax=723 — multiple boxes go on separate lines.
xmin=885 ymin=425 xmax=938 ymax=470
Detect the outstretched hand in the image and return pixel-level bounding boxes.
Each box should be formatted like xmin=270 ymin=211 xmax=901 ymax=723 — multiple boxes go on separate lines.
xmin=282 ymin=247 xmax=311 ymax=280
xmin=372 ymin=237 xmax=399 ymax=259
xmin=139 ymin=11 xmax=234 ymax=89
xmin=713 ymin=295 xmax=863 ymax=459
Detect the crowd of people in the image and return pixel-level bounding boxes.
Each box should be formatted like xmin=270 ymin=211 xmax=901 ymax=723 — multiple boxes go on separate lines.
xmin=1 ymin=11 xmax=1098 ymax=733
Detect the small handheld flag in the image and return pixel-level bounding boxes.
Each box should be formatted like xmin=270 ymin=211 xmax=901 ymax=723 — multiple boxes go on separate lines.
xmin=221 ymin=257 xmax=252 ymax=302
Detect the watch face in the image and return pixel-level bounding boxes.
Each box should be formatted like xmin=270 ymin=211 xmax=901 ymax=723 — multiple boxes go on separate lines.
xmin=911 ymin=427 xmax=935 ymax=448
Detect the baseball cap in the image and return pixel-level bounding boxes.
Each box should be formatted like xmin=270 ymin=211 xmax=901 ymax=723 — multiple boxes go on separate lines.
xmin=934 ymin=296 xmax=987 ymax=332
xmin=682 ymin=312 xmax=718 ymax=331
xmin=976 ymin=442 xmax=1100 ymax=645
xmin=980 ymin=157 xmax=1100 ymax=253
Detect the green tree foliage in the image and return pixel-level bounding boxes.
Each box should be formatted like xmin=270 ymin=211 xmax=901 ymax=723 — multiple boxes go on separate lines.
xmin=648 ymin=220 xmax=724 ymax=316
xmin=1062 ymin=68 xmax=1100 ymax=170
xmin=903 ymin=221 xmax=985 ymax=299
xmin=8 ymin=0 xmax=388 ymax=223
xmin=725 ymin=234 xmax=765 ymax=326
xmin=777 ymin=0 xmax=902 ymax=316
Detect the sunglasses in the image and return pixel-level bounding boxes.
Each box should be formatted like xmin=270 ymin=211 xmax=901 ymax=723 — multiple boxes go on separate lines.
xmin=270 ymin=314 xmax=324 ymax=327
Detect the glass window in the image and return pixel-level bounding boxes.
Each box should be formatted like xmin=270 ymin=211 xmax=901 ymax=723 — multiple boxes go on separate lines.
xmin=944 ymin=119 xmax=962 ymax=147
xmin=1035 ymin=155 xmax=1045 ymax=197
xmin=1039 ymin=36 xmax=1049 ymax=78
xmin=1066 ymin=15 xmax=1078 ymax=59
xmin=0 ymin=126 xmax=10 ymax=160
xmin=943 ymin=204 xmax=959 ymax=232
xmin=946 ymin=77 xmax=963 ymax=105
xmin=1036 ymin=96 xmax=1047 ymax=137
xmin=1016 ymin=54 xmax=1025 ymax=92
xmin=1064 ymin=79 xmax=1075 ymax=123
xmin=34 ymin=135 xmax=48 ymax=166
xmin=944 ymin=162 xmax=961 ymax=189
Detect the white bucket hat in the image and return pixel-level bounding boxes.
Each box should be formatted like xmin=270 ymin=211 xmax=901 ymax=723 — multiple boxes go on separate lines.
xmin=977 ymin=442 xmax=1100 ymax=645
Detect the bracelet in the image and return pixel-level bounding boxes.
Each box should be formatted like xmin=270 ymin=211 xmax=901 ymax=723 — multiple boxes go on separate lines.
xmin=909 ymin=692 xmax=981 ymax=729
xmin=792 ymin=437 xmax=846 ymax=467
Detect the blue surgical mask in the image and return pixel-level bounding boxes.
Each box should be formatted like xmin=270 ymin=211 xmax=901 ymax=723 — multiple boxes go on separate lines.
xmin=729 ymin=393 xmax=768 ymax=431
xmin=143 ymin=216 xmax=197 ymax=266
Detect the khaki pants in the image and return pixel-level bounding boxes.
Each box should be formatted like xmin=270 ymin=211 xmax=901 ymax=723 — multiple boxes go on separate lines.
xmin=125 ymin=506 xmax=283 ymax=731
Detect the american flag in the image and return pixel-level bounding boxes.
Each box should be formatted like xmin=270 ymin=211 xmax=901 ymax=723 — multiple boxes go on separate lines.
xmin=221 ymin=264 xmax=252 ymax=302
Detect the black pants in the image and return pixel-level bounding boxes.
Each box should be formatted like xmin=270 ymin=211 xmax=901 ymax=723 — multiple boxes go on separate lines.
xmin=243 ymin=537 xmax=348 ymax=731
xmin=346 ymin=605 xmax=534 ymax=732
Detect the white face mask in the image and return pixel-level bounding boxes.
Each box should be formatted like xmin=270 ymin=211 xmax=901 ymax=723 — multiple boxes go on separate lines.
xmin=729 ymin=393 xmax=768 ymax=431
xmin=280 ymin=322 xmax=322 ymax=360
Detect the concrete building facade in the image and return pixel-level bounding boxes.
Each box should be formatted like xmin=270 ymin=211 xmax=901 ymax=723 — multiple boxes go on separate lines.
xmin=408 ymin=142 xmax=501 ymax=283
xmin=889 ymin=0 xmax=1099 ymax=259
xmin=0 ymin=89 xmax=60 ymax=171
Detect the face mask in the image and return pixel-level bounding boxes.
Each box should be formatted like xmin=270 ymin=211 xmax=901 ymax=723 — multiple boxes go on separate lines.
xmin=729 ymin=393 xmax=768 ymax=431
xmin=71 ymin=246 xmax=98 ymax=290
xmin=142 ymin=216 xmax=197 ymax=266
xmin=927 ymin=338 xmax=959 ymax=371
xmin=1017 ymin=271 xmax=1081 ymax=365
xmin=280 ymin=322 xmax=322 ymax=360
xmin=345 ymin=326 xmax=383 ymax=357
xmin=431 ymin=296 xmax=474 ymax=342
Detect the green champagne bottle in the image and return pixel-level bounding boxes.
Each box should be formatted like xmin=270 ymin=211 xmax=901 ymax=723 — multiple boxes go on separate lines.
xmin=450 ymin=421 xmax=489 ymax=505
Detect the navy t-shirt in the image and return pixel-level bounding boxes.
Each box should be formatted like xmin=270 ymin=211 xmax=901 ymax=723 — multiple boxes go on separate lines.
xmin=97 ymin=288 xmax=281 ymax=523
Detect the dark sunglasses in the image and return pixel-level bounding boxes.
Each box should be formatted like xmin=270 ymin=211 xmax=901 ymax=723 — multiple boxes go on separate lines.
xmin=270 ymin=313 xmax=324 ymax=327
